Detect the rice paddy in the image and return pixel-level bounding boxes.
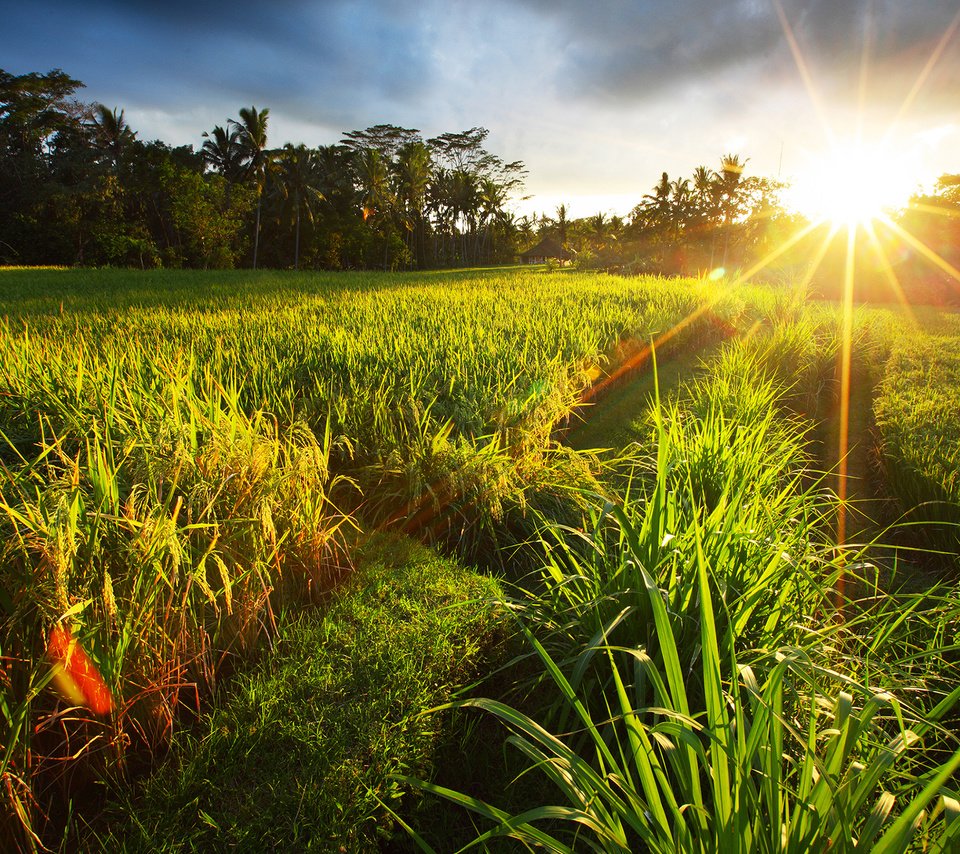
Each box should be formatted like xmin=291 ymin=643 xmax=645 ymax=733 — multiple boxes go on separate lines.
xmin=0 ymin=266 xmax=957 ymax=850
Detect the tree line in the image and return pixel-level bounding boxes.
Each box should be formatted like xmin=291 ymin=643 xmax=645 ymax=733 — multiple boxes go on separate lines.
xmin=2 ymin=66 xmax=958 ymax=301
xmin=530 ymin=159 xmax=959 ymax=304
xmin=0 ymin=68 xmax=525 ymax=270
xmin=524 ymin=155 xmax=799 ymax=277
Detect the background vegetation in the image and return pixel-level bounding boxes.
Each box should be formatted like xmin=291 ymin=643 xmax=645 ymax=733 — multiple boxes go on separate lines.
xmin=5 ymin=67 xmax=959 ymax=303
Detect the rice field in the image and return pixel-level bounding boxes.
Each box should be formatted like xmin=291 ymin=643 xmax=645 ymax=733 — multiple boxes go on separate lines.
xmin=0 ymin=266 xmax=958 ymax=850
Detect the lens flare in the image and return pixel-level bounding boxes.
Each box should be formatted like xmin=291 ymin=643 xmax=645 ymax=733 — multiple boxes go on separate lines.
xmin=48 ymin=625 xmax=113 ymax=715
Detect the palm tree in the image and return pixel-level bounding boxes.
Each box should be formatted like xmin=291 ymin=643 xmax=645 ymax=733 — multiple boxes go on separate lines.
xmin=273 ymin=143 xmax=324 ymax=270
xmin=395 ymin=141 xmax=432 ymax=266
xmin=234 ymin=106 xmax=270 ymax=269
xmin=639 ymin=172 xmax=673 ymax=234
xmin=201 ymin=124 xmax=245 ymax=182
xmin=670 ymin=178 xmax=693 ymax=243
xmin=89 ymin=104 xmax=135 ymax=168
xmin=449 ymin=169 xmax=478 ymax=264
xmin=718 ymin=153 xmax=748 ymax=266
xmin=358 ymin=148 xmax=392 ymax=221
xmin=555 ymin=203 xmax=570 ymax=247
xmin=358 ymin=148 xmax=394 ymax=266
xmin=427 ymin=167 xmax=455 ymax=265
xmin=516 ymin=215 xmax=535 ymax=248
xmin=476 ymin=176 xmax=506 ymax=261
xmin=587 ymin=212 xmax=610 ymax=251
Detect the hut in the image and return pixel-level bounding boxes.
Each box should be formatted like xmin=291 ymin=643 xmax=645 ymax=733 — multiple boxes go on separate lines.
xmin=519 ymin=237 xmax=576 ymax=265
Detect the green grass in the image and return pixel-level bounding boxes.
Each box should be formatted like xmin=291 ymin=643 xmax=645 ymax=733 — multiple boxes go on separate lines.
xmin=2 ymin=267 xmax=958 ymax=847
xmin=874 ymin=312 xmax=960 ymax=557
xmin=400 ymin=342 xmax=960 ymax=851
xmin=0 ymin=267 xmax=745 ymax=844
xmin=91 ymin=534 xmax=506 ymax=852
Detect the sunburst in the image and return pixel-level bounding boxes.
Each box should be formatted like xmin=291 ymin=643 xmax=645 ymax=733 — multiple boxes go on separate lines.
xmin=768 ymin=0 xmax=960 ymax=562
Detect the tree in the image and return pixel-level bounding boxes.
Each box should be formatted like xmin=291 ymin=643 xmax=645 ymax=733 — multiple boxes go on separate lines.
xmin=395 ymin=140 xmax=433 ymax=267
xmin=586 ymin=212 xmax=611 ymax=251
xmin=201 ymin=124 xmax=245 ymax=182
xmin=233 ymin=105 xmax=270 ymax=269
xmin=272 ymin=143 xmax=325 ymax=270
xmin=719 ymin=153 xmax=748 ymax=267
xmin=341 ymin=124 xmax=421 ymax=159
xmin=166 ymin=165 xmax=253 ymax=269
xmin=0 ymin=67 xmax=84 ymax=158
xmin=555 ymin=203 xmax=570 ymax=247
xmin=88 ymin=103 xmax=135 ymax=169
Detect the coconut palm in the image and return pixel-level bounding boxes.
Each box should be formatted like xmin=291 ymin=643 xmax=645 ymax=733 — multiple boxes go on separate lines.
xmin=555 ymin=203 xmax=570 ymax=247
xmin=476 ymin=176 xmax=506 ymax=261
xmin=516 ymin=215 xmax=535 ymax=248
xmin=233 ymin=106 xmax=270 ymax=269
xmin=670 ymin=177 xmax=693 ymax=242
xmin=357 ymin=148 xmax=392 ymax=222
xmin=719 ymin=153 xmax=748 ymax=266
xmin=395 ymin=141 xmax=433 ymax=266
xmin=587 ymin=212 xmax=611 ymax=251
xmin=88 ymin=103 xmax=136 ymax=169
xmin=449 ymin=169 xmax=479 ymax=263
xmin=273 ymin=143 xmax=324 ymax=270
xmin=201 ymin=124 xmax=245 ymax=182
xmin=637 ymin=172 xmax=673 ymax=234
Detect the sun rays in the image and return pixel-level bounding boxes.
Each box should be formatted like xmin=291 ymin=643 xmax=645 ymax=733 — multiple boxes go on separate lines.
xmin=697 ymin=1 xmax=960 ymax=558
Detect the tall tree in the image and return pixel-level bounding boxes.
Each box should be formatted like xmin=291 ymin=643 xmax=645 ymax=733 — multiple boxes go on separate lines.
xmin=233 ymin=105 xmax=270 ymax=269
xmin=395 ymin=140 xmax=433 ymax=267
xmin=0 ymin=67 xmax=84 ymax=158
xmin=586 ymin=212 xmax=611 ymax=251
xmin=201 ymin=124 xmax=245 ymax=182
xmin=718 ymin=153 xmax=748 ymax=266
xmin=88 ymin=103 xmax=135 ymax=169
xmin=341 ymin=124 xmax=421 ymax=159
xmin=272 ymin=143 xmax=324 ymax=270
xmin=555 ymin=203 xmax=569 ymax=247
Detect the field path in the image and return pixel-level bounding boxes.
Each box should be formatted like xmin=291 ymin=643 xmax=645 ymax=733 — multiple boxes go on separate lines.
xmin=562 ymin=342 xmax=720 ymax=451
xmin=813 ymin=362 xmax=888 ymax=550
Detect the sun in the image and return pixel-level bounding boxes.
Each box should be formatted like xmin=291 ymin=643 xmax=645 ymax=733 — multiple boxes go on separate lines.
xmin=786 ymin=138 xmax=919 ymax=227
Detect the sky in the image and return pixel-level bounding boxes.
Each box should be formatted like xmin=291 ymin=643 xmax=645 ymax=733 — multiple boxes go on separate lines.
xmin=4 ymin=0 xmax=960 ymax=219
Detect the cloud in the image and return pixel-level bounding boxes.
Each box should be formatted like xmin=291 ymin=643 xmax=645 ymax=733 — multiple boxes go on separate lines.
xmin=507 ymin=0 xmax=960 ymax=112
xmin=2 ymin=0 xmax=439 ymax=142
xmin=2 ymin=0 xmax=958 ymax=197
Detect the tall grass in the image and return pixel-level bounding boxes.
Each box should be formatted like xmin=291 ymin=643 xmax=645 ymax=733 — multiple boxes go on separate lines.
xmin=0 ymin=360 xmax=351 ymax=849
xmin=399 ymin=344 xmax=960 ymax=851
xmin=0 ymin=267 xmax=772 ymax=844
xmin=874 ymin=315 xmax=960 ymax=558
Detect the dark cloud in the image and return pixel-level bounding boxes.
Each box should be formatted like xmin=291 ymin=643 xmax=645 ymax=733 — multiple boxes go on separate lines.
xmin=512 ymin=0 xmax=960 ymax=109
xmin=1 ymin=0 xmax=957 ymax=199
xmin=2 ymin=0 xmax=437 ymax=126
xmin=5 ymin=0 xmax=957 ymax=122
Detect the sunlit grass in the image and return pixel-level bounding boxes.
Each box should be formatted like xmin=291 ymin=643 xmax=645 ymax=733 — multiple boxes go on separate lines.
xmin=0 ymin=266 xmax=957 ymax=848
xmin=400 ymin=342 xmax=960 ymax=851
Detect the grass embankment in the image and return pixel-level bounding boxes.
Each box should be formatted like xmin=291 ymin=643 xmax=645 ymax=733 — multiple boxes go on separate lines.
xmin=92 ymin=535 xmax=505 ymax=851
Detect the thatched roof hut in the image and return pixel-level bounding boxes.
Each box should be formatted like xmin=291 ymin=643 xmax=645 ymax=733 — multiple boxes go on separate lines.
xmin=519 ymin=237 xmax=575 ymax=265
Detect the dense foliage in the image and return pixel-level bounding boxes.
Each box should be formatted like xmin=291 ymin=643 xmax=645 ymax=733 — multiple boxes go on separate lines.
xmin=0 ymin=69 xmax=525 ymax=271
xmin=6 ymin=67 xmax=960 ymax=299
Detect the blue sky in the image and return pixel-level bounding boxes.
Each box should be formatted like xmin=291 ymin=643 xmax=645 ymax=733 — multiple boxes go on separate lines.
xmin=4 ymin=0 xmax=960 ymax=218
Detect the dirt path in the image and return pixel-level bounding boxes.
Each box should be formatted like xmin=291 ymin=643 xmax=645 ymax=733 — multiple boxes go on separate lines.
xmin=563 ymin=343 xmax=720 ymax=451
